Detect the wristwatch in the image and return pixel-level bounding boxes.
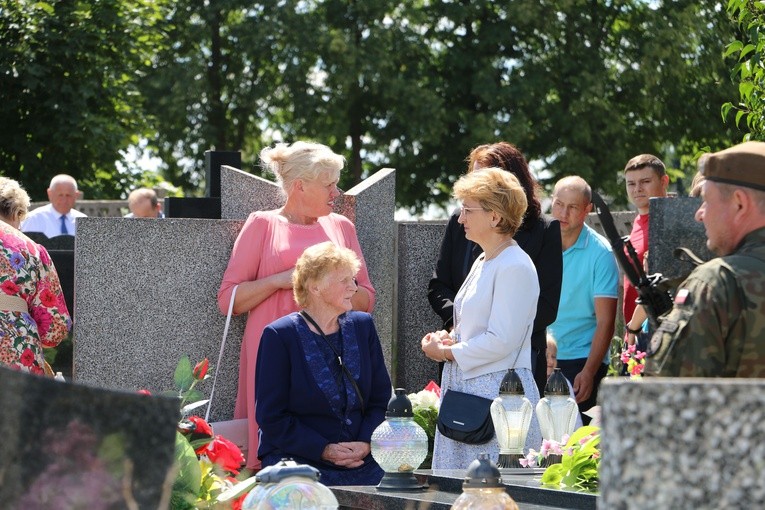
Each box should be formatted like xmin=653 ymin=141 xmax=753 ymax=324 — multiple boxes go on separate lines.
xmin=625 ymin=324 xmax=642 ymax=335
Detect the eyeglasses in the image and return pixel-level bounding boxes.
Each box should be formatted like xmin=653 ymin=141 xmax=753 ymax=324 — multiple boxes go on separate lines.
xmin=459 ymin=205 xmax=485 ymax=215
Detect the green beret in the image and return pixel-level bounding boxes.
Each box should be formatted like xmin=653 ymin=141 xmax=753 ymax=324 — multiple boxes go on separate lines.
xmin=699 ymin=141 xmax=765 ymax=192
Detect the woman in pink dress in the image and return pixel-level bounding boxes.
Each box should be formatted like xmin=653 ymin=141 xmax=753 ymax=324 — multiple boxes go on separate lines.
xmin=218 ymin=141 xmax=375 ymax=469
xmin=0 ymin=178 xmax=71 ymax=373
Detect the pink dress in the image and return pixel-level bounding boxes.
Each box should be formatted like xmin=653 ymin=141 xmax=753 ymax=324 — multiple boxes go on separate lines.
xmin=218 ymin=210 xmax=375 ymax=469
xmin=0 ymin=223 xmax=71 ymax=372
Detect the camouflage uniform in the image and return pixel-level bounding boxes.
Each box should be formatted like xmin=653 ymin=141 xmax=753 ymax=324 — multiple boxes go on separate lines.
xmin=645 ymin=227 xmax=765 ymax=376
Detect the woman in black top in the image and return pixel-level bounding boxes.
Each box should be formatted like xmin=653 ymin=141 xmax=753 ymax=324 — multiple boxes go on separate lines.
xmin=427 ymin=142 xmax=562 ymax=395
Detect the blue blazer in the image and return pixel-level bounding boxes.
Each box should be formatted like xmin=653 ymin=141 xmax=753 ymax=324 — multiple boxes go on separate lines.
xmin=255 ymin=311 xmax=392 ymax=468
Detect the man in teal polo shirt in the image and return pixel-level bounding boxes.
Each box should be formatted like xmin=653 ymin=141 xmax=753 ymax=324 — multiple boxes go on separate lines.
xmin=548 ymin=176 xmax=619 ymax=423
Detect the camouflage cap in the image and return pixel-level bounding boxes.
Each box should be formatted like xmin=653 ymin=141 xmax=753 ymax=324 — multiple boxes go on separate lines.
xmin=699 ymin=141 xmax=765 ymax=192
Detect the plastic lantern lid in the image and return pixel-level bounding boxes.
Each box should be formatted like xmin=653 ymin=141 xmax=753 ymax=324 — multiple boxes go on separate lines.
xmin=462 ymin=453 xmax=504 ymax=489
xmin=386 ymin=388 xmax=415 ymax=418
xmin=544 ymin=368 xmax=569 ymax=396
xmin=498 ymin=368 xmax=524 ymax=395
xmin=256 ymin=458 xmax=321 ymax=483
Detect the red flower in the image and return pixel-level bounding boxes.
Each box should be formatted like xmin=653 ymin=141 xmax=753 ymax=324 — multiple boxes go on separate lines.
xmin=193 ymin=358 xmax=209 ymax=380
xmin=181 ymin=416 xmax=214 ymax=455
xmin=39 ymin=288 xmax=57 ymax=307
xmin=20 ymin=348 xmax=35 ymax=367
xmin=205 ymin=435 xmax=245 ymax=475
xmin=188 ymin=415 xmax=213 ymax=437
xmin=1 ymin=280 xmax=20 ymax=295
xmin=424 ymin=380 xmax=441 ymax=398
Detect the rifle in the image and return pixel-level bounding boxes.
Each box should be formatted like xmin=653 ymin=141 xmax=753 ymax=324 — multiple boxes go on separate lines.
xmin=590 ymin=192 xmax=674 ymax=330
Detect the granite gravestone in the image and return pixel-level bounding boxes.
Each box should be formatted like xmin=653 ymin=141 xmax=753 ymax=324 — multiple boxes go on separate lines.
xmin=648 ymin=196 xmax=713 ymax=281
xmin=599 ymin=378 xmax=765 ymax=508
xmin=75 ymin=167 xmax=394 ymax=419
xmin=0 ymin=367 xmax=179 ymax=509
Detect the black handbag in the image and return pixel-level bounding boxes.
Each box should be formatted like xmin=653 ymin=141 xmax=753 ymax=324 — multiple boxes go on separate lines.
xmin=437 ymin=389 xmax=495 ymax=444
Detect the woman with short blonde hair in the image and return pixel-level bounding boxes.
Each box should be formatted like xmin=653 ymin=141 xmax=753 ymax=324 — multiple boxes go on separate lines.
xmin=429 ymin=142 xmax=562 ymax=397
xmin=422 ymin=167 xmax=542 ymax=470
xmin=452 ymin=167 xmax=528 ymax=237
xmin=256 ymin=241 xmax=391 ymax=485
xmin=0 ymin=177 xmax=30 ymax=229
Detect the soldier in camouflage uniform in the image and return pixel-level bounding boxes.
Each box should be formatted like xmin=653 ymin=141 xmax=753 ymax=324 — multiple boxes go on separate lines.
xmin=646 ymin=141 xmax=765 ymax=377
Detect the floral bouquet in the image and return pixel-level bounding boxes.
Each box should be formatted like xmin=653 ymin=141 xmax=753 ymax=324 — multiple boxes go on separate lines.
xmin=142 ymin=356 xmax=247 ymax=510
xmin=620 ymin=344 xmax=647 ymax=379
xmin=521 ymin=426 xmax=600 ymax=493
xmin=408 ymin=380 xmax=440 ymax=469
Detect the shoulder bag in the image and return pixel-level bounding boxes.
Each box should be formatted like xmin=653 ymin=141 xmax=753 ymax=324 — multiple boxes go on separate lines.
xmin=437 ymin=389 xmax=495 ymax=444
xmin=206 ymin=285 xmax=248 ymax=455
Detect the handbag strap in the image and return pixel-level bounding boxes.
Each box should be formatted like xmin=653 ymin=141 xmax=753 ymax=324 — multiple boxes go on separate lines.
xmin=300 ymin=310 xmax=366 ymax=415
xmin=205 ymin=285 xmax=238 ymax=422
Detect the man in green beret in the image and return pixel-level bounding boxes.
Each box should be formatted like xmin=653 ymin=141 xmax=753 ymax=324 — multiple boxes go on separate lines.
xmin=645 ymin=141 xmax=765 ymax=377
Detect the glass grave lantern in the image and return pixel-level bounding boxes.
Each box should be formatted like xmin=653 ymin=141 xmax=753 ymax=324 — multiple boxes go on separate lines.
xmin=535 ymin=368 xmax=578 ymax=466
xmin=370 ymin=388 xmax=429 ymax=491
xmin=451 ymin=453 xmax=519 ymax=510
xmin=241 ymin=458 xmax=338 ymax=510
xmin=490 ymin=369 xmax=532 ymax=468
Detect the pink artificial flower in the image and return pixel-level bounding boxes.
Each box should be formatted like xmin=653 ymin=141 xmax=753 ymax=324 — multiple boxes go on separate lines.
xmin=540 ymin=440 xmax=553 ymax=457
xmin=137 ymin=389 xmax=152 ymax=396
xmin=620 ymin=351 xmax=631 ymax=364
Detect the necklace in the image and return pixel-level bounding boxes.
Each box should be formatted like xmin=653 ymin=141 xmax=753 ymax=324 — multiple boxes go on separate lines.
xmin=484 ymin=237 xmax=514 ymax=261
xmin=280 ymin=208 xmax=315 ymax=225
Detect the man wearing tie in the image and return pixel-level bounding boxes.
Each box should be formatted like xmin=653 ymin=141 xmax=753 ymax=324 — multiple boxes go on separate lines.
xmin=21 ymin=174 xmax=87 ymax=237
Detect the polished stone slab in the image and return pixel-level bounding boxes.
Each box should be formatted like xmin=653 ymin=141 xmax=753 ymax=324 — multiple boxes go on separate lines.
xmin=0 ymin=366 xmax=178 ymax=508
xmin=648 ymin=196 xmax=713 ymax=280
xmin=332 ymin=470 xmax=596 ymax=510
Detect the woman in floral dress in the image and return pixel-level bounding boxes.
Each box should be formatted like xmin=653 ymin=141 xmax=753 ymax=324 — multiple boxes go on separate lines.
xmin=0 ymin=177 xmax=71 ymax=374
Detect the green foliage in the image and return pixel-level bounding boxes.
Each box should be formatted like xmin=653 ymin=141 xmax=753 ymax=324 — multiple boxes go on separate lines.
xmin=169 ymin=355 xmax=209 ymax=414
xmin=540 ymin=425 xmax=600 ymax=493
xmin=722 ymin=0 xmax=765 ymax=140
xmin=0 ymin=0 xmax=170 ymax=200
xmin=412 ymin=405 xmax=438 ymax=469
xmin=172 ymin=431 xmax=202 ymax=510
xmin=0 ymin=1 xmax=745 ymax=207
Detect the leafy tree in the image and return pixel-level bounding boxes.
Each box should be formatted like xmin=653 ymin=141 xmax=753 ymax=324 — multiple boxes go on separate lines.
xmin=139 ymin=0 xmax=446 ymax=195
xmin=137 ymin=0 xmax=290 ymax=193
xmin=0 ymin=0 xmax=168 ymax=200
xmin=404 ymin=0 xmax=740 ymax=207
xmin=723 ymin=0 xmax=765 ymax=140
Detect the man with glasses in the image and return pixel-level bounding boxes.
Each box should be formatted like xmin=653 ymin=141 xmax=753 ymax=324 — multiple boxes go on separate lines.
xmin=548 ymin=176 xmax=619 ymax=423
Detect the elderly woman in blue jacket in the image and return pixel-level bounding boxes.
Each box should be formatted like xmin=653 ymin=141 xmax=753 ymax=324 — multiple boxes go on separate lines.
xmin=255 ymin=241 xmax=391 ymax=486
